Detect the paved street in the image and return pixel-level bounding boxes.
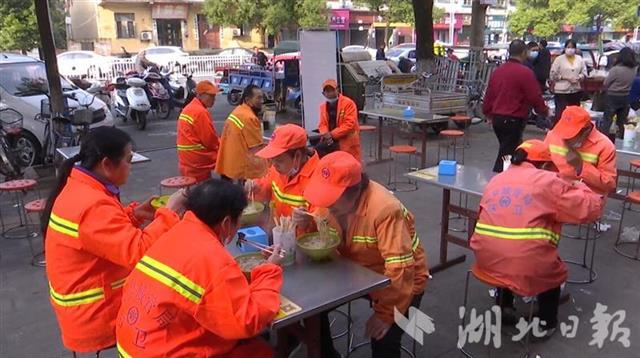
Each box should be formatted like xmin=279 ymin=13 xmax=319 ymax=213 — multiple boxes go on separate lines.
xmin=1 ymin=105 xmax=639 ymax=357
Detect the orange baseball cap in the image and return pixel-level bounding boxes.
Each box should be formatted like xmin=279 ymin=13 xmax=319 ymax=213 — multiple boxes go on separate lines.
xmin=322 ymin=79 xmax=338 ymax=91
xmin=552 ymin=106 xmax=591 ymax=140
xmin=195 ymin=80 xmax=220 ymax=96
xmin=517 ymin=139 xmax=551 ymax=162
xmin=304 ymin=151 xmax=362 ymax=208
xmin=256 ymin=124 xmax=308 ymax=159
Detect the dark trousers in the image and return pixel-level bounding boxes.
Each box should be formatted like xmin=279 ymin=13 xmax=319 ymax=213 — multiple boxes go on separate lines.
xmin=492 ymin=116 xmax=526 ymax=173
xmin=496 ymin=286 xmax=561 ymax=328
xmin=599 ymin=94 xmax=630 ymax=138
xmin=320 ymin=293 xmax=424 ymax=358
xmin=553 ymin=92 xmax=583 ymax=124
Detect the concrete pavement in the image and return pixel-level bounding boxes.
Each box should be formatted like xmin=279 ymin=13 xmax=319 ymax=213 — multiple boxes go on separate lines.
xmin=1 ymin=103 xmax=639 ymax=357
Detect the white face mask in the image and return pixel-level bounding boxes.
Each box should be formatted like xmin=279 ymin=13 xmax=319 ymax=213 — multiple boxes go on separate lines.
xmin=565 ymin=48 xmax=576 ymax=56
xmin=326 ymin=97 xmax=338 ymax=104
xmin=287 ymin=153 xmax=301 ymax=177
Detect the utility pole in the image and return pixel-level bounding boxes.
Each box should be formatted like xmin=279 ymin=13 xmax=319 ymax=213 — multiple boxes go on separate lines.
xmin=34 ymin=0 xmax=65 ymax=115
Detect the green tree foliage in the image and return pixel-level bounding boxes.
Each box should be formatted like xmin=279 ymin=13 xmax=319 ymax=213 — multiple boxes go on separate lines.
xmin=204 ymin=0 xmax=327 ymax=36
xmin=509 ymin=0 xmax=640 ymax=38
xmin=0 ymin=0 xmax=67 ymax=53
xmin=432 ymin=5 xmax=445 ymax=24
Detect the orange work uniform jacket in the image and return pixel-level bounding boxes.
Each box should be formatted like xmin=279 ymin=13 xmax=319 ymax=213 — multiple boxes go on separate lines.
xmin=176 ymin=98 xmax=220 ymax=182
xmin=470 ymin=162 xmax=603 ymax=296
xmin=324 ymin=181 xmax=428 ymax=324
xmin=45 ymin=167 xmax=180 ymax=352
xmin=545 ymin=126 xmax=617 ymax=195
xmin=215 ymin=104 xmax=268 ymax=180
xmin=318 ymin=95 xmax=361 ymax=162
xmin=115 ymin=211 xmax=283 ymax=357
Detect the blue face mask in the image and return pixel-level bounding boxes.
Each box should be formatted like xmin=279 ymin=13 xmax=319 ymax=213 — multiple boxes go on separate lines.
xmin=529 ymin=51 xmax=539 ymax=60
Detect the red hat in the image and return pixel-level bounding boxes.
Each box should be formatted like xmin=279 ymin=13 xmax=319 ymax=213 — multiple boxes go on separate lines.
xmin=304 ymin=151 xmax=362 ymax=208
xmin=322 ymin=79 xmax=338 ymax=91
xmin=552 ymin=106 xmax=591 ymax=140
xmin=517 ymin=139 xmax=551 ymax=162
xmin=256 ymin=124 xmax=308 ymax=159
xmin=195 ymin=80 xmax=220 ymax=96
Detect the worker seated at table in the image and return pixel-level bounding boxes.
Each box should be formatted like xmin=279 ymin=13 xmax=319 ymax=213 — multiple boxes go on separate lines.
xmin=470 ymin=140 xmax=604 ymax=336
xmin=303 ymin=151 xmax=428 ymax=358
xmin=545 ymin=106 xmax=617 ymax=195
xmin=245 ymin=124 xmax=320 ymax=236
xmin=317 ymin=79 xmax=361 ymax=161
xmin=216 ymin=84 xmax=269 ymax=182
xmin=115 ymin=179 xmax=284 ymax=357
xmin=44 ymin=127 xmax=186 ymax=354
xmin=176 ymin=80 xmax=221 ymax=183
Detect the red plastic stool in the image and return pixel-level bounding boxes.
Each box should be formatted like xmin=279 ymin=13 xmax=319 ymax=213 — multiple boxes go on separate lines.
xmin=387 ymin=145 xmax=418 ymax=192
xmin=615 ymin=192 xmax=640 ymax=260
xmin=0 ymin=179 xmax=39 ymax=240
xmin=159 ymin=176 xmax=197 ymax=194
xmin=24 ymin=199 xmax=46 ymax=267
xmin=438 ymin=130 xmax=465 ymax=164
xmin=450 ymin=114 xmax=472 ymax=147
xmin=359 ymin=125 xmax=377 ymax=159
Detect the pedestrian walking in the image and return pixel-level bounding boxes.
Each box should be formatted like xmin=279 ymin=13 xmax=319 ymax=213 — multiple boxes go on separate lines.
xmin=550 ymin=39 xmax=587 ymax=123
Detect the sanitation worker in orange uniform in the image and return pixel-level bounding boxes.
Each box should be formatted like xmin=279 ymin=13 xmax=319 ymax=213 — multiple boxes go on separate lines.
xmin=116 ymin=179 xmax=284 ymax=357
xmin=470 ymin=140 xmax=603 ymax=336
xmin=544 ymin=106 xmax=617 ymax=195
xmin=318 ymin=80 xmax=361 ymax=162
xmin=303 ymin=151 xmax=428 ymax=357
xmin=246 ymin=124 xmax=320 ymax=236
xmin=176 ymin=80 xmax=221 ymax=182
xmin=215 ymin=84 xmax=269 ymax=181
xmin=44 ymin=127 xmax=186 ymax=354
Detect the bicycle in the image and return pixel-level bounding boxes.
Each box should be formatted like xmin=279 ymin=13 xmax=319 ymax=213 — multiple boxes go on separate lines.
xmin=0 ymin=108 xmax=25 ymax=179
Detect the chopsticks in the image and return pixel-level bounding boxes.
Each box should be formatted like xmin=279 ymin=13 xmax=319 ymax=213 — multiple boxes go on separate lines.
xmin=274 ymin=216 xmax=295 ymax=232
xmin=237 ymin=235 xmax=286 ymax=258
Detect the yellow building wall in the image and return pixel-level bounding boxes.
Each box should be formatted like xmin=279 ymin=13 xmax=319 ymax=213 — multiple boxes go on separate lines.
xmin=183 ymin=5 xmax=200 ymax=51
xmin=96 ymin=3 xmax=154 ymax=55
xmin=220 ymin=28 xmax=265 ymax=49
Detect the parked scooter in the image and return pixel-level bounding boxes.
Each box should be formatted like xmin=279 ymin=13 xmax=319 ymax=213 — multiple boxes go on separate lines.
xmin=0 ymin=107 xmax=25 ymax=179
xmin=111 ymin=74 xmax=151 ymax=130
xmin=143 ymin=69 xmax=172 ymax=119
xmin=164 ymin=68 xmax=197 ymax=109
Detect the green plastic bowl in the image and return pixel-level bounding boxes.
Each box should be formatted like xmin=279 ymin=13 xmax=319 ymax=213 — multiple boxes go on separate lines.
xmin=240 ymin=202 xmax=265 ymax=226
xmin=297 ymin=231 xmax=341 ymax=261
xmin=234 ymin=252 xmax=267 ymax=281
xmin=151 ymin=195 xmax=170 ymax=210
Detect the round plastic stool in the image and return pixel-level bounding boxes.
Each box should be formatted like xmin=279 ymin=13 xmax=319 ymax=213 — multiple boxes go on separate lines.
xmin=615 ymin=192 xmax=640 ymax=261
xmin=387 ymin=145 xmax=418 ymax=192
xmin=1 ymin=179 xmax=39 ymax=240
xmin=159 ymin=176 xmax=197 ymax=194
xmin=359 ymin=125 xmax=377 ymax=159
xmin=24 ymin=199 xmax=47 ymax=267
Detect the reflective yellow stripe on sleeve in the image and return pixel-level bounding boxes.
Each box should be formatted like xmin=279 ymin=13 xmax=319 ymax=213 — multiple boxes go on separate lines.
xmin=412 ymin=233 xmax=420 ymax=252
xmin=474 ymin=222 xmax=560 ymax=245
xmin=352 ymin=236 xmax=377 ymax=244
xmin=385 ymin=253 xmax=414 ymax=264
xmin=117 ymin=343 xmax=132 ymax=358
xmin=548 ymin=145 xmax=599 ymax=164
xmin=49 ymin=283 xmax=104 ymax=307
xmin=48 ymin=212 xmax=79 ymax=238
xmin=111 ymin=278 xmax=127 ymax=290
xmin=179 ymin=113 xmax=194 ymax=125
xmin=135 ymin=256 xmax=205 ymax=304
xmin=177 ymin=144 xmax=206 ymax=151
xmin=271 ymin=182 xmax=308 ymax=207
xmin=228 ymin=114 xmax=245 ymax=129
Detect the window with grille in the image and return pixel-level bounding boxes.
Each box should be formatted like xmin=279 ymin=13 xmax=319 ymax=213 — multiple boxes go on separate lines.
xmin=115 ymin=13 xmax=135 ymax=39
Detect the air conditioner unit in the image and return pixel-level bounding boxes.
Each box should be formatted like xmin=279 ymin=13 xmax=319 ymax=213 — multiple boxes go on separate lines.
xmin=140 ymin=31 xmax=152 ymax=41
xmin=232 ymin=28 xmax=242 ymax=37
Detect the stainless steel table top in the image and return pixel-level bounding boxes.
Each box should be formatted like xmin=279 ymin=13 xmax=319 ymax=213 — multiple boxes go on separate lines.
xmin=361 ymin=108 xmax=450 ymax=124
xmin=56 ymin=146 xmax=151 ymax=164
xmin=226 ymin=240 xmax=390 ymax=330
xmin=406 ymin=165 xmax=495 ymax=196
xmin=616 ymin=141 xmax=640 ymax=157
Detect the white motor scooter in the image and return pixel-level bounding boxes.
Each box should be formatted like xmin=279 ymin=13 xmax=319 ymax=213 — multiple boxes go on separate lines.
xmin=111 ymin=76 xmax=151 ymax=130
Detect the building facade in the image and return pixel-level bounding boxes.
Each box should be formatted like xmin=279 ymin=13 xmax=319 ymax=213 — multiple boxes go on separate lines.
xmin=67 ymin=0 xmax=265 ymax=55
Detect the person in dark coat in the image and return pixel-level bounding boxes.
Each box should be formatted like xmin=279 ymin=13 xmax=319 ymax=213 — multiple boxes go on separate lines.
xmin=398 ymin=57 xmax=413 ymax=73
xmin=376 ymin=45 xmax=386 ymax=60
xmin=533 ymin=39 xmax=552 ymax=92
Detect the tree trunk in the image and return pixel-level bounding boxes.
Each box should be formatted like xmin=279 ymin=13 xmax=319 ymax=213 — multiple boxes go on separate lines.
xmin=470 ymin=0 xmax=488 ymax=65
xmin=412 ymin=0 xmax=434 ymax=72
xmin=35 ymin=0 xmax=64 ymax=115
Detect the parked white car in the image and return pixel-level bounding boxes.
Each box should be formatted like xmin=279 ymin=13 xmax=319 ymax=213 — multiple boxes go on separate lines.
xmin=385 ymin=46 xmax=416 ymax=65
xmin=217 ymin=47 xmax=254 ymax=57
xmin=134 ymin=46 xmax=189 ymax=69
xmin=342 ymin=45 xmax=376 ymax=60
xmin=57 ymin=51 xmax=114 ymax=78
xmin=0 ymin=53 xmax=114 ymax=166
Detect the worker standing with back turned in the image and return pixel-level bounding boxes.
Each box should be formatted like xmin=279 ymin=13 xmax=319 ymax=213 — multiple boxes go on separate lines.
xmin=471 ymin=140 xmax=603 ymax=337
xmin=176 ymin=80 xmax=220 ymax=182
xmin=483 ymin=39 xmax=549 ymax=173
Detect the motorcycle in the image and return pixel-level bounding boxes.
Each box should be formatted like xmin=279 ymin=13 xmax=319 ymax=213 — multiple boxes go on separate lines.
xmin=111 ymin=74 xmax=151 ymax=130
xmin=143 ymin=69 xmax=172 ymax=119
xmin=164 ymin=68 xmax=197 ymax=109
xmin=0 ymin=108 xmax=25 ymax=179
